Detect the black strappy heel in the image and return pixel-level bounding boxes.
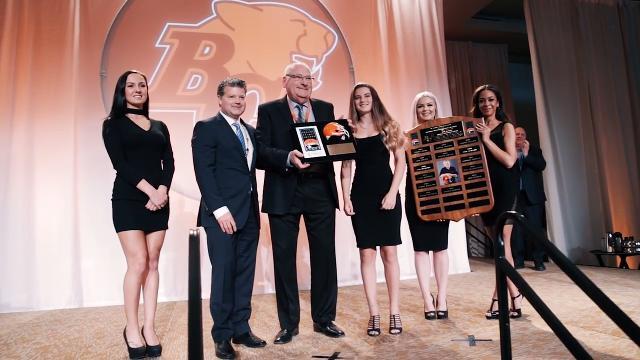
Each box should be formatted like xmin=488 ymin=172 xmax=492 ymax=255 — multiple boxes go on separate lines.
xmin=510 ymin=293 xmax=523 ymax=319
xmin=389 ymin=314 xmax=403 ymax=335
xmin=485 ymin=299 xmax=499 ymax=320
xmin=366 ymin=315 xmax=381 ymax=337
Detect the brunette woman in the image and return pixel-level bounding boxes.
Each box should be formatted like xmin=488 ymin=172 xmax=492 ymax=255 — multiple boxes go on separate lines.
xmin=341 ymin=83 xmax=406 ymax=336
xmin=102 ymin=70 xmax=174 ymax=358
xmin=471 ymin=84 xmax=523 ymax=320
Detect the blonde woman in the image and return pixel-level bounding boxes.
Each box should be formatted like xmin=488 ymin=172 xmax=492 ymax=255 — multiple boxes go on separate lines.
xmin=405 ymin=92 xmax=450 ymax=321
xmin=341 ymin=83 xmax=406 ymax=336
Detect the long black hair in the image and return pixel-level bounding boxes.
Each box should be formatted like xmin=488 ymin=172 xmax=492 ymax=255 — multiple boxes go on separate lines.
xmin=470 ymin=84 xmax=511 ymax=123
xmin=107 ymin=70 xmax=149 ymax=119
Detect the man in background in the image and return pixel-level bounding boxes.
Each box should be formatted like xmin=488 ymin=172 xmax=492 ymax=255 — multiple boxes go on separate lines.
xmin=512 ymin=126 xmax=548 ymax=271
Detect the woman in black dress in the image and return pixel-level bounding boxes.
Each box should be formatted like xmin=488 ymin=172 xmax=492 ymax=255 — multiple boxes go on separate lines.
xmin=102 ymin=70 xmax=174 ymax=358
xmin=471 ymin=84 xmax=523 ymax=320
xmin=405 ymin=91 xmax=451 ymax=321
xmin=341 ymin=83 xmax=406 ymax=336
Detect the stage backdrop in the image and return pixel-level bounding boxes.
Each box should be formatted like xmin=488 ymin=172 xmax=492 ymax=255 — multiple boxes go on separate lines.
xmin=0 ymin=0 xmax=470 ymax=312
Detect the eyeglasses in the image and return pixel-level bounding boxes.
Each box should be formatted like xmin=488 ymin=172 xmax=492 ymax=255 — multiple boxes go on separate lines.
xmin=286 ymin=74 xmax=315 ymax=82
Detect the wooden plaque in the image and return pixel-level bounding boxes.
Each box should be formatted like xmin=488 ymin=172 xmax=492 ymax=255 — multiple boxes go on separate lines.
xmin=405 ymin=116 xmax=494 ymax=221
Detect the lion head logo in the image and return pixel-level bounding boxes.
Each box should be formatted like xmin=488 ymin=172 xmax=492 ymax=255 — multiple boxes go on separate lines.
xmin=148 ymin=0 xmax=339 ymax=124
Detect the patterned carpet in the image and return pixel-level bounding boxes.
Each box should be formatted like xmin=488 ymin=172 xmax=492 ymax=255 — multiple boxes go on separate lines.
xmin=1 ymin=259 xmax=638 ymax=359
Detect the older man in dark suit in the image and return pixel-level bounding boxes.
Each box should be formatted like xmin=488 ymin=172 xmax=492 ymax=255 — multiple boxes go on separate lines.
xmin=512 ymin=126 xmax=548 ymax=271
xmin=256 ymin=62 xmax=344 ymax=344
xmin=192 ymin=78 xmax=266 ymax=359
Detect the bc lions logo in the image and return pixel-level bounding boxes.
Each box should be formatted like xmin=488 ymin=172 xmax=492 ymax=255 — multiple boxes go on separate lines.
xmin=101 ymin=0 xmax=353 ymax=199
xmin=149 ymin=0 xmax=338 ymax=124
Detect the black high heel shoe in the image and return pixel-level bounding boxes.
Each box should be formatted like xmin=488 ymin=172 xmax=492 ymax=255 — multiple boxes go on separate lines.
xmin=389 ymin=314 xmax=403 ymax=335
xmin=436 ymin=295 xmax=448 ymax=319
xmin=142 ymin=326 xmax=163 ymax=357
xmin=485 ymin=299 xmax=499 ymax=320
xmin=123 ymin=327 xmax=146 ymax=359
xmin=366 ymin=315 xmax=381 ymax=337
xmin=509 ymin=293 xmax=523 ymax=319
xmin=425 ymin=293 xmax=436 ymax=320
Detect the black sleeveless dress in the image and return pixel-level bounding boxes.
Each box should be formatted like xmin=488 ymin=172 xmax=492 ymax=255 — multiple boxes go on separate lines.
xmin=480 ymin=122 xmax=519 ymax=226
xmin=350 ymin=135 xmax=402 ymax=249
xmin=404 ymin=171 xmax=450 ymax=252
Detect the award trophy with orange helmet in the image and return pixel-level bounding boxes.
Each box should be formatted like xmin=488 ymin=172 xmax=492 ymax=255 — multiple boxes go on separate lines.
xmin=293 ymin=119 xmax=357 ymax=163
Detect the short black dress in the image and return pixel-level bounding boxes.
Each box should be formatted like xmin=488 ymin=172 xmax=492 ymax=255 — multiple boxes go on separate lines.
xmin=350 ymin=135 xmax=402 ymax=249
xmin=102 ymin=115 xmax=175 ymax=233
xmin=404 ymin=168 xmax=450 ymax=252
xmin=480 ymin=122 xmax=519 ymax=227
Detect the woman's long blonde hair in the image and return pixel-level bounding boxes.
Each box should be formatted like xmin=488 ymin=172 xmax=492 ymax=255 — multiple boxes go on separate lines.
xmin=409 ymin=91 xmax=442 ymax=127
xmin=349 ymin=83 xmax=405 ymax=151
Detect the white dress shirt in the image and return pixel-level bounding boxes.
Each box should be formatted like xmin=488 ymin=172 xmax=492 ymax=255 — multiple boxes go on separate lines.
xmin=213 ymin=111 xmax=254 ymax=220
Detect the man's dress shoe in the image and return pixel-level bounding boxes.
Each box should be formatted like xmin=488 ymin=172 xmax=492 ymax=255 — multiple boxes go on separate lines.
xmin=273 ymin=328 xmax=298 ymax=344
xmin=313 ymin=322 xmax=345 ymax=338
xmin=533 ymin=263 xmax=546 ymax=271
xmin=215 ymin=340 xmax=236 ymax=359
xmin=232 ymin=331 xmax=266 ymax=348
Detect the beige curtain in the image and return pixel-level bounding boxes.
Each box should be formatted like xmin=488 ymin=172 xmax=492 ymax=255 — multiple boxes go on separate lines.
xmin=525 ymin=0 xmax=640 ymax=266
xmin=445 ymin=41 xmax=514 ymax=119
xmin=619 ymin=0 xmax=640 ymax=169
xmin=0 ymin=0 xmax=124 ymax=312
